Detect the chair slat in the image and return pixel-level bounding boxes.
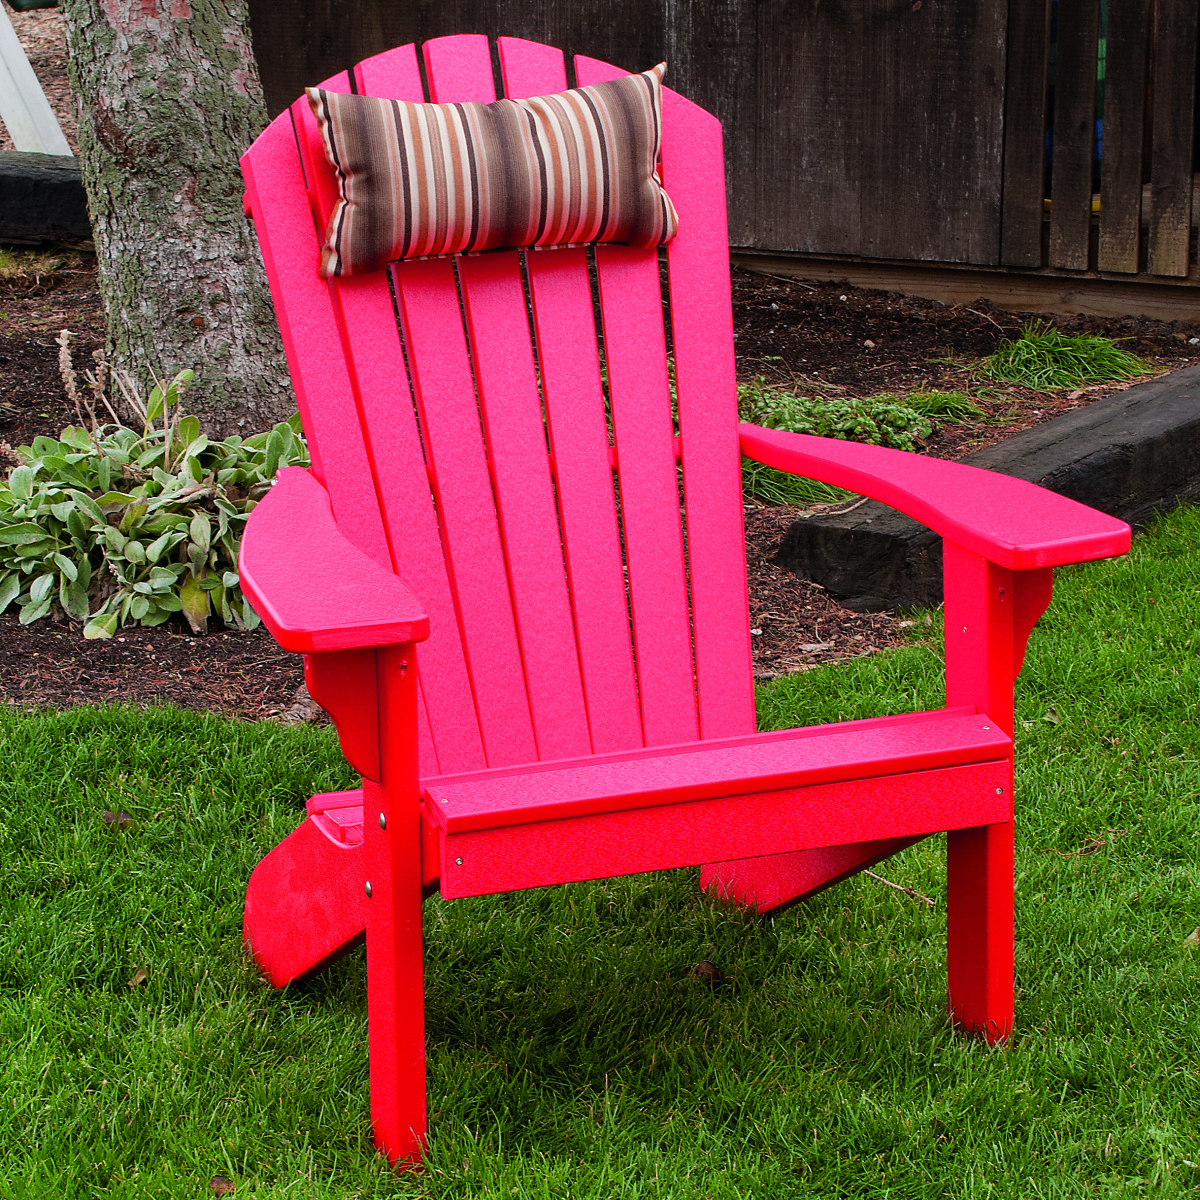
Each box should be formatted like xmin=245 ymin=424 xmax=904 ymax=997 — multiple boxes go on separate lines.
xmin=414 ymin=28 xmax=553 ymax=765
xmin=423 ymin=34 xmax=496 ymax=103
xmin=526 ymin=252 xmax=645 ymax=753
xmin=596 ymin=245 xmax=700 ymax=747
xmin=393 ymin=257 xmax=538 ymax=768
xmin=426 ymin=708 xmax=1009 ymax=832
xmin=573 ymin=55 xmax=625 ymax=87
xmin=573 ymin=53 xmax=700 ymax=745
xmin=662 ymin=91 xmax=757 ymax=740
xmin=497 ymin=42 xmax=645 ymax=753
xmin=327 ymin=272 xmax=488 ymax=774
xmin=240 ymin=94 xmax=391 ymax=571
xmin=496 ymin=36 xmax=568 ymax=96
xmin=457 ymin=252 xmax=593 ymax=761
xmin=298 ymin=50 xmax=489 ymax=775
xmin=353 ymin=40 xmax=423 ymax=98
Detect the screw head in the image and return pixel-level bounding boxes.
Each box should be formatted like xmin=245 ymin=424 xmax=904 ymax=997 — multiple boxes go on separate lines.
xmin=455 ymin=857 xmax=463 ymax=866
xmin=364 ymin=880 xmax=373 ymax=898
xmin=995 ymin=787 xmax=1004 ymax=795
xmin=378 ymin=812 xmax=387 ymax=830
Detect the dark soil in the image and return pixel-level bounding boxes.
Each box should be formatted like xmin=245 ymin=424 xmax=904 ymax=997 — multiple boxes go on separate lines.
xmin=729 ymin=268 xmax=1200 ymax=459
xmin=3 ymin=256 xmax=1198 ymax=718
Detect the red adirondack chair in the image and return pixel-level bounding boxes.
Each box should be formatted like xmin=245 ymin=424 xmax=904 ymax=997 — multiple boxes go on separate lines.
xmin=237 ymin=34 xmax=1130 ymax=1166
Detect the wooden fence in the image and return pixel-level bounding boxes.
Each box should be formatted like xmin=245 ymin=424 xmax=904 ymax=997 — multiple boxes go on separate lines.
xmin=247 ymin=0 xmax=1199 ymax=286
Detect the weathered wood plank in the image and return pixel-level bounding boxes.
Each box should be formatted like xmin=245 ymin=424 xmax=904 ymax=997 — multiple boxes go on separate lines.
xmin=1147 ymin=0 xmax=1199 ymax=277
xmin=756 ymin=0 xmax=863 ymax=256
xmin=667 ymin=0 xmax=758 ymax=246
xmin=732 ymin=251 xmax=1200 ymax=321
xmin=863 ymin=0 xmax=1007 ymax=265
xmin=1048 ymin=0 xmax=1100 ymax=271
xmin=1000 ymin=0 xmax=1051 ymax=267
xmin=245 ymin=0 xmax=1198 ymax=288
xmin=248 ymin=0 xmax=440 ymax=117
xmin=1098 ymin=0 xmax=1150 ymax=274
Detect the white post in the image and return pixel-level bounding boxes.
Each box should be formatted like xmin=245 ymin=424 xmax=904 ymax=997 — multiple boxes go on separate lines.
xmin=0 ymin=3 xmax=72 ymax=157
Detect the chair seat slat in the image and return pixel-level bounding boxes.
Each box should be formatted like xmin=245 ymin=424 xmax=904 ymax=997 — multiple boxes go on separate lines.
xmin=425 ymin=708 xmax=1010 ymax=833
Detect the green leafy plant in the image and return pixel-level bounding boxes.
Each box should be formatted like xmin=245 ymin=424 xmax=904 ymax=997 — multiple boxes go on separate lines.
xmin=884 ymin=389 xmax=983 ymax=420
xmin=736 ymin=379 xmax=955 ymax=506
xmin=0 ymin=332 xmax=308 ymax=638
xmin=980 ymin=321 xmax=1155 ymax=389
xmin=737 ymin=378 xmax=934 ymax=449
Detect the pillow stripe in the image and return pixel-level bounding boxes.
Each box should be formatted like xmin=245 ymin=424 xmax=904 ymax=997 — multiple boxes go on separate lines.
xmin=308 ymin=63 xmax=678 ymax=277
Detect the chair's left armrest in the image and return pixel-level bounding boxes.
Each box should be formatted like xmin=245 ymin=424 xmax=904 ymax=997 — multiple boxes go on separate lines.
xmin=740 ymin=424 xmax=1131 ymax=569
xmin=239 ymin=466 xmax=430 ymax=654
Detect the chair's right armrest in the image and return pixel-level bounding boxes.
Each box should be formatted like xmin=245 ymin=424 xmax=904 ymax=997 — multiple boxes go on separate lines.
xmin=740 ymin=424 xmax=1131 ymax=569
xmin=239 ymin=466 xmax=430 ymax=654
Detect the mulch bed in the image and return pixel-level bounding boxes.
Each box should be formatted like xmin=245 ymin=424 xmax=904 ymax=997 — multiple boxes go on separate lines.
xmin=3 ymin=255 xmax=1199 ymax=720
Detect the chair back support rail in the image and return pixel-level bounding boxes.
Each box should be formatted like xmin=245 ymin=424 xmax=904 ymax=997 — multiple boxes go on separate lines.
xmin=237 ymin=33 xmax=1132 ymax=1166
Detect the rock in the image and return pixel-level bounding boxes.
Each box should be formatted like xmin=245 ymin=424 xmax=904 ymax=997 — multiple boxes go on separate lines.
xmin=775 ymin=365 xmax=1200 ymax=611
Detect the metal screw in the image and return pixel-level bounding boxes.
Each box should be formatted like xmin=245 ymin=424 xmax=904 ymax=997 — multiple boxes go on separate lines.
xmin=378 ymin=812 xmax=387 ymax=830
xmin=364 ymin=880 xmax=373 ymax=898
xmin=455 ymin=857 xmax=463 ymax=866
xmin=962 ymin=626 xmax=968 ymax=634
xmin=995 ymin=787 xmax=1004 ymax=795
xmin=400 ymin=660 xmax=409 ymax=674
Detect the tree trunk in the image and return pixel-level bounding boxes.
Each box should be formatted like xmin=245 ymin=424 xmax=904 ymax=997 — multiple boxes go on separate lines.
xmin=59 ymin=0 xmax=292 ymax=437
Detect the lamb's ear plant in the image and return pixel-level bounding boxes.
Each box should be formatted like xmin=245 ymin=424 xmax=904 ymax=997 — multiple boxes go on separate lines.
xmin=0 ymin=331 xmax=309 ymax=638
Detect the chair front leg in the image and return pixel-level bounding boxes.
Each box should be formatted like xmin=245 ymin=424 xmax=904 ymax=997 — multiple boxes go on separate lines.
xmin=942 ymin=543 xmax=1052 ymax=1041
xmin=363 ymin=645 xmax=427 ymax=1166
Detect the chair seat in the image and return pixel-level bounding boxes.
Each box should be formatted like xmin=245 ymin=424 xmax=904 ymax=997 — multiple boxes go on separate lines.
xmin=296 ymin=708 xmax=1012 ymax=901
xmin=422 ymin=706 xmax=1010 ymax=833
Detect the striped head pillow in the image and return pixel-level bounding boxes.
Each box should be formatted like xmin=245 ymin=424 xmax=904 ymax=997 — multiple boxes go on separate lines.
xmin=306 ymin=64 xmax=679 ymax=278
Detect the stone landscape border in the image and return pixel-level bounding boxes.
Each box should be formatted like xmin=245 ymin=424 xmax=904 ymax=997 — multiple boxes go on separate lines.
xmin=777 ymin=364 xmax=1200 ymax=610
xmin=0 ymin=148 xmax=89 ymax=244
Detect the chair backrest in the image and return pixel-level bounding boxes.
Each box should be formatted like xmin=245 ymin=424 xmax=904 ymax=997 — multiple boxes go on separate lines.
xmin=241 ymin=35 xmax=756 ymax=777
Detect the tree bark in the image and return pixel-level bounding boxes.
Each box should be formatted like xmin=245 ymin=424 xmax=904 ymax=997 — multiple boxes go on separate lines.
xmin=59 ymin=0 xmax=292 ymax=437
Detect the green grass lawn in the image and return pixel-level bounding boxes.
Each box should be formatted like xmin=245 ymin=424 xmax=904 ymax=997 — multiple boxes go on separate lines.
xmin=2 ymin=506 xmax=1199 ymax=1198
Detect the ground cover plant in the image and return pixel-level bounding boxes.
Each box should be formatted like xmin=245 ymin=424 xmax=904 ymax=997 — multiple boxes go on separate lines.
xmin=3 ymin=504 xmax=1198 ymax=1197
xmin=736 ymin=382 xmax=978 ymax=506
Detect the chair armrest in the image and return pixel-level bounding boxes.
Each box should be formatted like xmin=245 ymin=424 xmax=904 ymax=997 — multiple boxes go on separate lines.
xmin=239 ymin=466 xmax=430 ymax=653
xmin=740 ymin=424 xmax=1130 ymax=569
